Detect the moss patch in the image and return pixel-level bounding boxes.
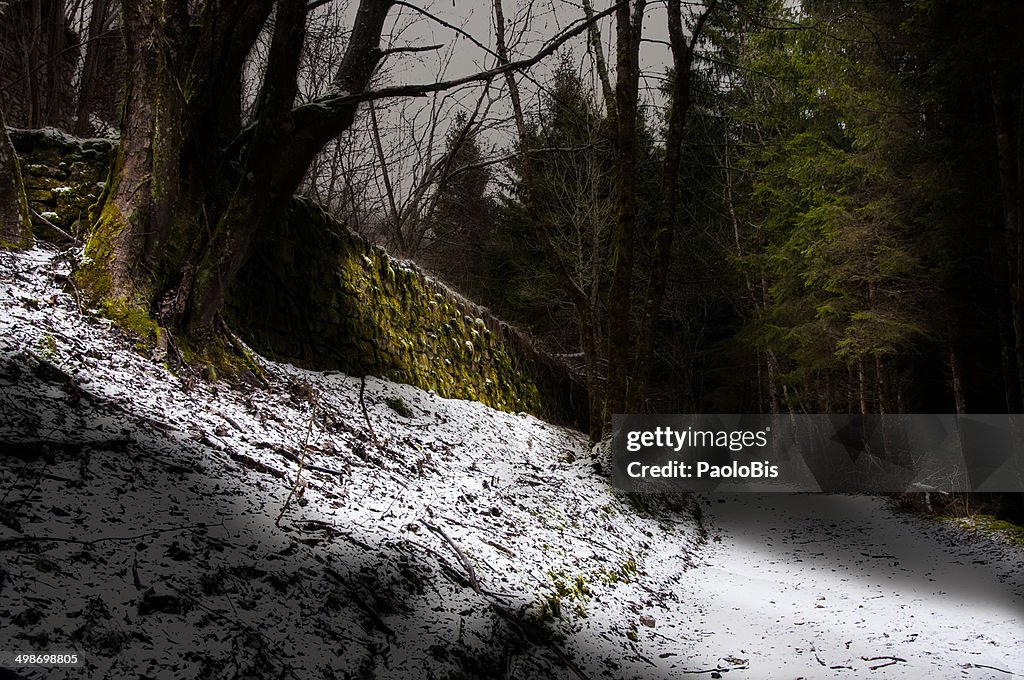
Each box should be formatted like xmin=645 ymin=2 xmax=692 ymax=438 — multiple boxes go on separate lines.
xmin=941 ymin=514 xmax=1024 ymax=547
xmin=539 ymin=570 xmax=591 ymax=620
xmin=176 ymin=327 xmax=265 ymax=383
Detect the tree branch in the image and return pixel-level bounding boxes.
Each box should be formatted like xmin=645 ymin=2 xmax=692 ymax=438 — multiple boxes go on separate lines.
xmin=228 ymin=0 xmax=626 ymax=156
xmin=305 ymin=0 xmax=627 ymax=108
xmin=379 ymin=43 xmax=445 ymax=59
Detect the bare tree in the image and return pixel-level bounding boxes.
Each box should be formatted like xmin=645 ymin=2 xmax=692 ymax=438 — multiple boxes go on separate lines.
xmin=77 ymin=0 xmax=624 ymax=342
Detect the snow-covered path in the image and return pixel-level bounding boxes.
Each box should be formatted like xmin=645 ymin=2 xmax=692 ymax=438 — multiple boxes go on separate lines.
xmin=672 ymin=494 xmax=1023 ymax=678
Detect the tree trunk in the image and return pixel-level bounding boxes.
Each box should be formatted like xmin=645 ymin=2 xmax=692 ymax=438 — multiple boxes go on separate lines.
xmin=81 ymin=0 xmax=185 ymax=308
xmin=492 ymin=0 xmax=527 ymax=140
xmin=183 ymin=0 xmax=392 ymax=334
xmin=630 ymin=0 xmax=716 ymax=410
xmin=82 ymin=0 xmax=392 ymax=343
xmin=992 ymin=69 xmax=1024 ymax=406
xmin=75 ymin=0 xmax=112 ymax=136
xmin=0 ymin=109 xmax=33 ymax=249
xmin=581 ymin=0 xmax=615 ymax=120
xmin=604 ymin=0 xmax=644 ymax=421
xmin=950 ymin=347 xmax=967 ymax=415
xmin=27 ymin=0 xmax=43 ymax=127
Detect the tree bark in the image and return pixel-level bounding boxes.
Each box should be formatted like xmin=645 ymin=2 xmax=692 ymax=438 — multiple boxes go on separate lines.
xmin=83 ymin=0 xmax=180 ymax=305
xmin=582 ymin=0 xmax=616 ymax=120
xmin=81 ymin=0 xmax=390 ymax=338
xmin=75 ymin=0 xmax=113 ymax=136
xmin=0 ymin=108 xmax=33 ymax=249
xmin=991 ymin=69 xmax=1024 ymax=407
xmin=183 ymin=0 xmax=393 ymax=333
xmin=604 ymin=0 xmax=645 ymax=421
xmin=492 ymin=0 xmax=527 ymax=140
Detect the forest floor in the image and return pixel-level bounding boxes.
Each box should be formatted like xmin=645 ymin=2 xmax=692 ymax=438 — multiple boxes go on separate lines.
xmin=0 ymin=243 xmax=1022 ymax=679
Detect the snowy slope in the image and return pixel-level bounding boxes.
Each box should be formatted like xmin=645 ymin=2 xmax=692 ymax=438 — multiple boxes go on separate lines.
xmin=0 ymin=245 xmax=701 ymax=680
xmin=1 ymin=244 xmax=1022 ymax=680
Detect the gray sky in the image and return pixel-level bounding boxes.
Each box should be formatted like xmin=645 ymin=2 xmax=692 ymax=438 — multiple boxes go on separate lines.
xmin=304 ymin=0 xmax=687 ymax=214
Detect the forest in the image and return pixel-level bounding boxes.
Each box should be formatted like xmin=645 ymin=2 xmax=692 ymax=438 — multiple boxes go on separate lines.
xmin=1 ymin=0 xmax=1023 ymax=678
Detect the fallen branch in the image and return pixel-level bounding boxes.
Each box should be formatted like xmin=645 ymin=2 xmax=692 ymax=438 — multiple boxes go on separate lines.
xmin=423 ymin=520 xmax=481 ymax=593
xmin=230 ymin=451 xmax=286 ymax=479
xmin=965 ymin=663 xmax=1015 ymax=675
xmin=276 ymin=391 xmax=318 ymax=526
xmin=862 ymin=655 xmax=907 ymax=670
xmin=358 ymin=376 xmax=384 ymax=450
xmin=272 ymin=444 xmax=349 ymax=478
xmin=30 ymin=208 xmax=81 ymax=244
xmin=214 ymin=409 xmax=245 ymax=432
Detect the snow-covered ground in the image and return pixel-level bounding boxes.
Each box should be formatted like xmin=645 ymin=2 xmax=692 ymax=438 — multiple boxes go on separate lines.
xmin=679 ymin=494 xmax=1023 ymax=678
xmin=1 ymin=244 xmax=1021 ymax=679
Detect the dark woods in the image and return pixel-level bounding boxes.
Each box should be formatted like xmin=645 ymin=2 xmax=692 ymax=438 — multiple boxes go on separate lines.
xmin=1 ymin=0 xmax=1023 ymax=437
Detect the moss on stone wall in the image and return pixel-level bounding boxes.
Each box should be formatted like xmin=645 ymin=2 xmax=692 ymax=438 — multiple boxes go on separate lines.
xmin=231 ymin=198 xmax=588 ymax=426
xmin=8 ymin=127 xmax=114 ymax=243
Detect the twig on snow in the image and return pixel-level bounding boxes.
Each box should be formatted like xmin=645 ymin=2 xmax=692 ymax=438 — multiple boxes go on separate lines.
xmin=359 ymin=375 xmax=384 ymax=450
xmin=423 ymin=520 xmax=481 ymax=593
xmin=963 ymin=663 xmax=1015 ymax=675
xmin=276 ymin=391 xmax=318 ymax=526
xmin=862 ymin=655 xmax=907 ymax=670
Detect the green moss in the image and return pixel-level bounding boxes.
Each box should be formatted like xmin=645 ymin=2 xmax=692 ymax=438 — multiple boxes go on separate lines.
xmin=599 ymin=556 xmax=638 ymax=585
xmin=540 ymin=570 xmax=591 ymax=620
xmin=942 ymin=514 xmax=1024 ymax=546
xmin=35 ymin=332 xmax=58 ymax=361
xmin=330 ymin=242 xmax=545 ymax=415
xmin=104 ymin=296 xmax=161 ymax=345
xmin=176 ymin=327 xmax=266 ymax=384
xmin=385 ymin=396 xmax=413 ymax=418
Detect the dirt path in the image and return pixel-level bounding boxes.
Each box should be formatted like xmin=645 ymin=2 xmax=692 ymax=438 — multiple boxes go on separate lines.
xmin=672 ymin=494 xmax=1023 ymax=679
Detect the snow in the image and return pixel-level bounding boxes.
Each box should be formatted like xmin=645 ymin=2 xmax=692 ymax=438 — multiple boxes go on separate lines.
xmin=1 ymin=244 xmax=1022 ymax=679
xmin=676 ymin=494 xmax=1023 ymax=678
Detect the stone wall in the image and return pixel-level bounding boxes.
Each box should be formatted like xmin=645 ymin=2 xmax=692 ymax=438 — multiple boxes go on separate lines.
xmin=9 ymin=128 xmax=589 ymax=428
xmin=8 ymin=127 xmax=114 ymax=243
xmin=231 ymin=198 xmax=589 ymax=427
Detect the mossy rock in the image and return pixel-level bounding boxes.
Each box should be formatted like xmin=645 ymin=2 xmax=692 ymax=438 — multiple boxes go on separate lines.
xmin=9 ymin=127 xmax=115 ymax=244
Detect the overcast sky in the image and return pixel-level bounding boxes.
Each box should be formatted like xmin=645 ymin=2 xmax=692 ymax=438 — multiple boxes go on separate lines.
xmin=303 ymin=0 xmax=687 ymax=202
xmin=370 ymin=0 xmax=678 ymax=115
